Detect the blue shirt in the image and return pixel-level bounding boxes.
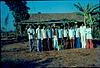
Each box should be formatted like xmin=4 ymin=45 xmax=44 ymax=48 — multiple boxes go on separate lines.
xmin=47 ymin=28 xmax=52 ymax=38
xmin=58 ymin=29 xmax=63 ymax=38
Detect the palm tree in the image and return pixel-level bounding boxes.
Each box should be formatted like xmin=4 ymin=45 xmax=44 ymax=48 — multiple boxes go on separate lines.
xmin=74 ymin=2 xmax=100 ymax=26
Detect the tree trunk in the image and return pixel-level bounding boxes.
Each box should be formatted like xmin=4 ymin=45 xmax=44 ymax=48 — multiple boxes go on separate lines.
xmin=84 ymin=14 xmax=86 ymax=25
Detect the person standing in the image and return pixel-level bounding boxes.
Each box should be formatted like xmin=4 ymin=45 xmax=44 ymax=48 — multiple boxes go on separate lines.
xmin=75 ymin=24 xmax=81 ymax=48
xmin=41 ymin=26 xmax=49 ymax=51
xmin=36 ymin=25 xmax=42 ymax=52
xmin=63 ymin=26 xmax=69 ymax=49
xmin=52 ymin=24 xmax=59 ymax=51
xmin=47 ymin=25 xmax=53 ymax=50
xmin=86 ymin=25 xmax=93 ymax=48
xmin=68 ymin=26 xmax=75 ymax=48
xmin=27 ymin=25 xmax=35 ymax=52
xmin=80 ymin=24 xmax=86 ymax=48
xmin=58 ymin=26 xmax=63 ymax=50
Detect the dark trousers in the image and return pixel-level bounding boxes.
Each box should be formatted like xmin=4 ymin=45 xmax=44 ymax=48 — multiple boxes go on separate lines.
xmin=58 ymin=38 xmax=62 ymax=45
xmin=48 ymin=38 xmax=54 ymax=50
xmin=63 ymin=37 xmax=69 ymax=49
xmin=43 ymin=38 xmax=49 ymax=51
xmin=29 ymin=39 xmax=34 ymax=51
xmin=58 ymin=38 xmax=63 ymax=49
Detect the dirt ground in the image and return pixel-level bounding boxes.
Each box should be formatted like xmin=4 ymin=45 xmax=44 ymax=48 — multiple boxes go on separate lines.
xmin=1 ymin=42 xmax=100 ymax=68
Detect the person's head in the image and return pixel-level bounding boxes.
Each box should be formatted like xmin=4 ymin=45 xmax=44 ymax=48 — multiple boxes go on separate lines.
xmin=53 ymin=23 xmax=55 ymax=27
xmin=43 ymin=26 xmax=45 ymax=29
xmin=64 ymin=26 xmax=66 ymax=29
xmin=38 ymin=25 xmax=40 ymax=28
xmin=81 ymin=23 xmax=84 ymax=26
xmin=86 ymin=24 xmax=90 ymax=28
xmin=75 ymin=24 xmax=78 ymax=28
xmin=48 ymin=25 xmax=50 ymax=29
xmin=29 ymin=25 xmax=32 ymax=29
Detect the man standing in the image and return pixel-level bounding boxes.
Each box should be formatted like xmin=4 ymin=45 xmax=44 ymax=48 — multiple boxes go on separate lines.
xmin=47 ymin=25 xmax=53 ymax=50
xmin=27 ymin=25 xmax=35 ymax=52
xmin=36 ymin=25 xmax=42 ymax=52
xmin=80 ymin=24 xmax=86 ymax=48
xmin=58 ymin=26 xmax=63 ymax=50
xmin=41 ymin=26 xmax=49 ymax=51
xmin=63 ymin=26 xmax=69 ymax=49
xmin=68 ymin=26 xmax=75 ymax=48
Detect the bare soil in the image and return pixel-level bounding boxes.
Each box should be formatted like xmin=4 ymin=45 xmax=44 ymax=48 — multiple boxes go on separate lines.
xmin=1 ymin=42 xmax=100 ymax=68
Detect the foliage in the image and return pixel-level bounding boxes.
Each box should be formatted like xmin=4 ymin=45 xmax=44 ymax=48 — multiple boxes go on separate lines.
xmin=74 ymin=2 xmax=100 ymax=26
xmin=4 ymin=0 xmax=30 ymax=22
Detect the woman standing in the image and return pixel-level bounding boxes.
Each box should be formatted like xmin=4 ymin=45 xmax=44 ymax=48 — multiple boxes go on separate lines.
xmin=86 ymin=25 xmax=93 ymax=48
xmin=52 ymin=24 xmax=59 ymax=51
xmin=75 ymin=25 xmax=81 ymax=48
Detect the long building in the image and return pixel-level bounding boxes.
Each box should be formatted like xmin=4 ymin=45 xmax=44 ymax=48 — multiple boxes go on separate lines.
xmin=16 ymin=12 xmax=84 ymax=33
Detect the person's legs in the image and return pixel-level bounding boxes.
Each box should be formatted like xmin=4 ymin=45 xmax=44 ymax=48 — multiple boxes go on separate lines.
xmin=86 ymin=39 xmax=89 ymax=48
xmin=53 ymin=37 xmax=56 ymax=50
xmin=58 ymin=38 xmax=60 ymax=46
xmin=61 ymin=38 xmax=64 ymax=49
xmin=40 ymin=39 xmax=42 ymax=51
xmin=64 ymin=37 xmax=66 ymax=49
xmin=31 ymin=39 xmax=34 ymax=51
xmin=45 ymin=38 xmax=49 ymax=51
xmin=83 ymin=35 xmax=86 ymax=48
xmin=47 ymin=38 xmax=50 ymax=51
xmin=81 ymin=35 xmax=84 ymax=48
xmin=29 ymin=39 xmax=31 ymax=51
xmin=70 ymin=39 xmax=72 ymax=48
xmin=37 ymin=39 xmax=42 ymax=52
xmin=90 ymin=39 xmax=93 ymax=48
xmin=43 ymin=39 xmax=45 ymax=51
xmin=49 ymin=38 xmax=53 ymax=50
xmin=66 ymin=37 xmax=69 ymax=49
xmin=76 ymin=38 xmax=78 ymax=48
xmin=37 ymin=39 xmax=39 ymax=51
xmin=76 ymin=38 xmax=81 ymax=48
xmin=56 ymin=39 xmax=59 ymax=51
xmin=72 ymin=38 xmax=75 ymax=48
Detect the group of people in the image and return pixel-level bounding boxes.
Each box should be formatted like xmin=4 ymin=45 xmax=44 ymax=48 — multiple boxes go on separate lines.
xmin=27 ymin=23 xmax=93 ymax=52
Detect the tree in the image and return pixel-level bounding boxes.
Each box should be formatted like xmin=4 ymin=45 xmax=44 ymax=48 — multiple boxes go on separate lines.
xmin=1 ymin=27 xmax=5 ymax=32
xmin=4 ymin=0 xmax=30 ymax=22
xmin=62 ymin=18 xmax=70 ymax=26
xmin=4 ymin=0 xmax=30 ymax=40
xmin=74 ymin=2 xmax=100 ymax=26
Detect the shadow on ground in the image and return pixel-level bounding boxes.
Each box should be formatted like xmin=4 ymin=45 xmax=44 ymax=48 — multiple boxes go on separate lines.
xmin=1 ymin=57 xmax=54 ymax=68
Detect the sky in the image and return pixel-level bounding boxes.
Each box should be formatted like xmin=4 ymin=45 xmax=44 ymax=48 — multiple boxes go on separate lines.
xmin=0 ymin=0 xmax=99 ymax=32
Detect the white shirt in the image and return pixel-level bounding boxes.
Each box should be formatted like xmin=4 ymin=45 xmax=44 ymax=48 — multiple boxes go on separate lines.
xmin=86 ymin=28 xmax=92 ymax=39
xmin=64 ymin=29 xmax=68 ymax=37
xmin=36 ymin=28 xmax=41 ymax=39
xmin=41 ymin=29 xmax=47 ymax=39
xmin=80 ymin=26 xmax=86 ymax=36
xmin=75 ymin=28 xmax=80 ymax=37
xmin=27 ymin=28 xmax=35 ymax=39
xmin=68 ymin=28 xmax=74 ymax=39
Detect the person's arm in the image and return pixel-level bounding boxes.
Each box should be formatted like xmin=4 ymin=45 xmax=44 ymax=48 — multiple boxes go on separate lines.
xmin=27 ymin=29 xmax=30 ymax=35
xmin=41 ymin=29 xmax=43 ymax=40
